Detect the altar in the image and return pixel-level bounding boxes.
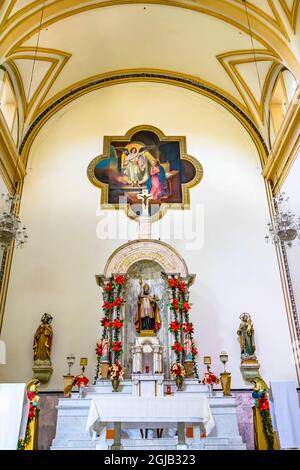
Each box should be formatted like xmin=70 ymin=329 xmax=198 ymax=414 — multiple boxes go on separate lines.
xmin=51 ymin=198 xmax=246 ymax=450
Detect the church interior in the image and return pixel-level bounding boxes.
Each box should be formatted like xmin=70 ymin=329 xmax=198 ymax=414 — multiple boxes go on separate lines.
xmin=0 ymin=0 xmax=300 ymax=452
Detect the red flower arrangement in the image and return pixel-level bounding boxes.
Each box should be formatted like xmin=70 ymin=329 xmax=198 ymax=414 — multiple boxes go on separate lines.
xmin=115 ymin=275 xmax=125 ymax=285
xmin=95 ymin=342 xmax=102 ymax=357
xmin=74 ymin=375 xmax=89 ymax=388
xmin=258 ymin=397 xmax=270 ymax=411
xmin=101 ymin=317 xmax=111 ymax=328
xmin=178 ymin=281 xmax=186 ymax=293
xmin=171 ymin=298 xmax=179 ymax=310
xmin=170 ymin=362 xmax=186 ymax=378
xmin=111 ymin=341 xmax=123 ymax=353
xmin=112 ymin=318 xmax=123 ymax=329
xmin=169 ymin=321 xmax=181 ymax=332
xmin=168 ymin=278 xmax=178 ymax=288
xmin=172 ymin=342 xmax=184 ymax=353
xmin=104 ymin=282 xmax=113 ymax=292
xmin=202 ymin=371 xmax=219 ymax=385
xmin=183 ymin=322 xmax=194 ymax=333
xmin=102 ymin=300 xmax=113 ymax=311
xmin=114 ymin=297 xmax=124 ymax=308
xmin=181 ymin=301 xmax=191 ymax=312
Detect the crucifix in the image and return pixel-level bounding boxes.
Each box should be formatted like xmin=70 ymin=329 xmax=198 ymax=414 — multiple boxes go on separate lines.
xmin=137 ymin=189 xmax=152 ymax=216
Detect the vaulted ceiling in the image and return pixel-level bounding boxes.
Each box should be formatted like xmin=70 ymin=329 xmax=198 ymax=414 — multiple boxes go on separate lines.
xmin=1 ymin=0 xmax=299 ymax=144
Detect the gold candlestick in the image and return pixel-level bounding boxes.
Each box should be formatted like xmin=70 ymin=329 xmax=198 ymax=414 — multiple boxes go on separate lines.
xmin=80 ymin=357 xmax=88 ymax=374
xmin=203 ymin=356 xmax=211 ymax=372
xmin=219 ymin=351 xmax=231 ymax=396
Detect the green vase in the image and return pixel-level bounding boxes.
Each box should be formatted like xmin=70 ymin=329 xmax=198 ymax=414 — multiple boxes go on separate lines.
xmin=112 ymin=378 xmax=120 ymax=392
xmin=175 ymin=376 xmax=184 ymax=391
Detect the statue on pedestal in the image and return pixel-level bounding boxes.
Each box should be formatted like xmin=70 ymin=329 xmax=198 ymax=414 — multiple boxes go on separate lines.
xmin=32 ymin=313 xmax=53 ymax=383
xmin=135 ymin=282 xmax=161 ymax=335
xmin=237 ymin=313 xmax=256 ymax=361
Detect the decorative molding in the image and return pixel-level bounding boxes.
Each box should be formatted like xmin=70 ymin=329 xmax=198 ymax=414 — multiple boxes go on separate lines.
xmin=18 ymin=70 xmax=269 ymax=166
xmin=103 ymin=239 xmax=189 ymax=277
xmin=262 ymin=83 xmax=300 ymax=192
xmin=0 ymin=109 xmax=26 ymax=193
xmin=217 ymin=50 xmax=282 ymax=123
xmin=278 ymin=0 xmax=300 ymax=32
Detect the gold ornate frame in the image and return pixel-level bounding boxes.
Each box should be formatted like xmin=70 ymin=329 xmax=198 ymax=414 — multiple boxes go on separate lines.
xmin=87 ymin=124 xmax=203 ymax=221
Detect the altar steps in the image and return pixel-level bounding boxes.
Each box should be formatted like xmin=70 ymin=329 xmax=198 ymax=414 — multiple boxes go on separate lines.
xmin=116 ymin=438 xmax=177 ymax=450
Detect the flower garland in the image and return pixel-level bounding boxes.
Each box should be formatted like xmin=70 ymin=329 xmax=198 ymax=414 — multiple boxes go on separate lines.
xmin=164 ymin=273 xmax=199 ymax=378
xmin=17 ymin=384 xmax=39 ymax=450
xmin=252 ymin=389 xmax=274 ymax=450
xmin=94 ymin=274 xmax=125 ymax=382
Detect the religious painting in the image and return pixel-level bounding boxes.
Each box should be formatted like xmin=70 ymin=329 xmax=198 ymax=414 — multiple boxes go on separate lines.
xmin=87 ymin=125 xmax=203 ymax=220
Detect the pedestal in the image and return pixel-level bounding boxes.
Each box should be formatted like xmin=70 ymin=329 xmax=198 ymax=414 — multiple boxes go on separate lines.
xmin=132 ymin=374 xmax=164 ymax=397
xmin=100 ymin=363 xmax=109 ymax=379
xmin=63 ymin=375 xmax=74 ymax=397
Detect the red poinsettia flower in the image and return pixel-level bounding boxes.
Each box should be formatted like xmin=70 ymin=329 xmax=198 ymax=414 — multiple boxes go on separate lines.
xmin=115 ymin=275 xmax=125 ymax=285
xmin=102 ymin=300 xmax=113 ymax=311
xmin=111 ymin=341 xmax=123 ymax=352
xmin=169 ymin=321 xmax=181 ymax=332
xmin=178 ymin=281 xmax=187 ymax=293
xmin=258 ymin=397 xmax=270 ymax=411
xmin=171 ymin=298 xmax=179 ymax=310
xmin=181 ymin=301 xmax=191 ymax=312
xmin=112 ymin=318 xmax=123 ymax=329
xmin=28 ymin=403 xmax=35 ymax=420
xmin=172 ymin=342 xmax=184 ymax=352
xmin=114 ymin=297 xmax=124 ymax=308
xmin=101 ymin=317 xmax=111 ymax=328
xmin=95 ymin=342 xmax=102 ymax=356
xmin=183 ymin=322 xmax=194 ymax=333
xmin=168 ymin=278 xmax=179 ymax=288
xmin=105 ymin=282 xmax=113 ymax=292
xmin=74 ymin=375 xmax=89 ymax=387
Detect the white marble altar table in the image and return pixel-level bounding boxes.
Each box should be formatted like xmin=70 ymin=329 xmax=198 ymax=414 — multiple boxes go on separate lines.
xmin=86 ymin=395 xmax=214 ymax=449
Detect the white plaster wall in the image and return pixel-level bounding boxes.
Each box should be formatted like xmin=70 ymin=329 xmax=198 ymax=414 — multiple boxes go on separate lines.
xmin=0 ymin=82 xmax=296 ymax=390
xmin=282 ymin=152 xmax=300 ymax=334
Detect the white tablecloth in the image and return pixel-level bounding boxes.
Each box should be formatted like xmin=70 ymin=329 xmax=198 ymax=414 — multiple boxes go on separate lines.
xmin=86 ymin=395 xmax=214 ymax=435
xmin=0 ymin=383 xmax=27 ymax=450
xmin=270 ymin=381 xmax=300 ymax=449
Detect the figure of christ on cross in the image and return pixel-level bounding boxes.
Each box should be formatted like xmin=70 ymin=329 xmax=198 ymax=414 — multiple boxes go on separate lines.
xmin=137 ymin=189 xmax=153 ymax=216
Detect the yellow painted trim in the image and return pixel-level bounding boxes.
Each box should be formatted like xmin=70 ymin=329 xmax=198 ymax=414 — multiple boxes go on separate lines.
xmin=278 ymin=0 xmax=300 ymax=33
xmin=217 ymin=50 xmax=282 ymax=123
xmin=19 ymin=70 xmax=268 ymax=169
xmin=1 ymin=0 xmax=299 ymax=78
xmin=35 ymin=67 xmax=250 ymax=124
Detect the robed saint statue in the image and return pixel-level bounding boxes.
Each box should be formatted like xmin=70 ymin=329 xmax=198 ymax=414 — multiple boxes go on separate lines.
xmin=135 ymin=282 xmax=161 ymax=334
xmin=33 ymin=313 xmax=53 ymax=361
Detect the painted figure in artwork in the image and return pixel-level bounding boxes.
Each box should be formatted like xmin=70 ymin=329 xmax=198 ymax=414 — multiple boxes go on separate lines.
xmin=146 ymin=159 xmax=168 ymax=200
xmin=237 ymin=312 xmax=256 ymax=360
xmin=123 ymin=147 xmax=144 ymax=186
xmin=33 ymin=313 xmax=53 ymax=361
xmin=135 ymin=282 xmax=161 ymax=334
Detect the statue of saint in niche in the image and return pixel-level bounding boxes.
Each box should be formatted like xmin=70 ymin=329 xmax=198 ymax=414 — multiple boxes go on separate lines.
xmin=135 ymin=282 xmax=161 ymax=335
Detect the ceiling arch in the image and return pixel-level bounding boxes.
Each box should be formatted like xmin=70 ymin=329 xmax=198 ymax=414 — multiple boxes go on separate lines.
xmin=0 ymin=0 xmax=299 ymax=148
